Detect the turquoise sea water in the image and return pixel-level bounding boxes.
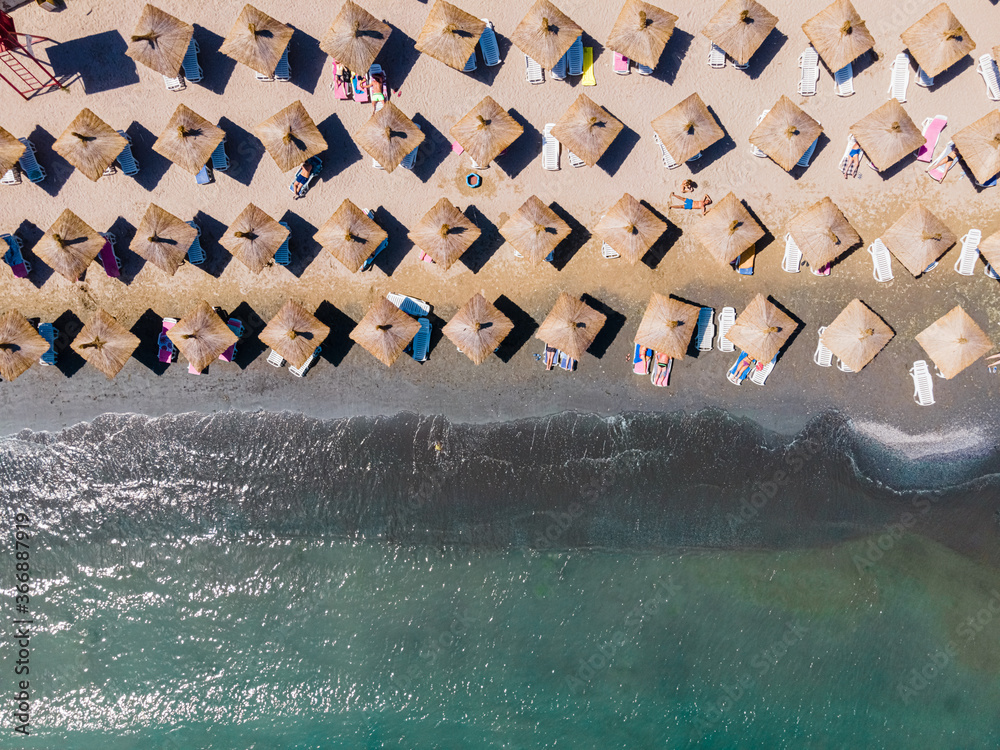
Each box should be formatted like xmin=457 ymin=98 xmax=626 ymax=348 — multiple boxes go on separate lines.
xmin=3 ymin=412 xmax=1000 ymax=748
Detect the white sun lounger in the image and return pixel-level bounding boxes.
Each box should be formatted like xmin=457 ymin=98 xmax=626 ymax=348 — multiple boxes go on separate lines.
xmin=289 ymin=346 xmax=321 ymax=377
xmin=717 ymin=306 xmax=736 ymax=352
xmin=568 ymin=151 xmax=585 ymax=168
xmin=601 ymin=241 xmax=620 ymax=259
xmin=652 ymin=133 xmax=679 ymax=169
xmin=836 ymin=357 xmax=854 ymax=372
xmin=954 ymin=229 xmax=981 ymax=275
xmin=979 ymin=54 xmax=1000 ymax=101
xmin=636 ymin=62 xmax=653 ymax=76
xmin=551 ymin=53 xmax=567 ymax=80
xmin=910 ymin=360 xmax=935 ymax=405
xmin=0 ymin=167 xmax=19 ymax=185
xmin=814 ymin=327 xmax=833 ymax=367
xmin=163 ymin=74 xmax=185 ymax=91
xmin=868 ymin=238 xmax=893 ymax=282
xmin=782 ymin=233 xmax=802 ymax=273
xmin=708 ymin=43 xmax=726 ymax=69
xmin=387 ymin=293 xmax=430 ymax=317
xmin=542 ymin=123 xmax=560 ymax=171
xmin=696 ymin=307 xmax=714 ymax=352
xmin=17 ymin=138 xmax=45 ymax=183
xmin=567 ymin=36 xmax=584 ymax=76
xmin=834 ymin=62 xmax=854 ymax=96
xmin=889 ymin=53 xmax=910 ymax=102
xmin=798 ymin=46 xmax=819 ymax=96
xmin=986 ymin=262 xmax=1000 ymax=280
xmin=750 ymin=109 xmax=769 ymax=158
xmin=796 ymin=137 xmax=819 ymax=168
xmin=525 ymin=54 xmax=544 ymax=84
xmin=115 ymin=130 xmax=139 ymax=176
xmin=915 ymin=65 xmax=933 ymax=88
xmin=480 ymin=20 xmax=501 ymax=66
xmin=182 ymin=37 xmax=202 ymax=82
xmin=749 ymin=357 xmax=775 ymax=385
xmin=267 ymin=348 xmax=286 ymax=367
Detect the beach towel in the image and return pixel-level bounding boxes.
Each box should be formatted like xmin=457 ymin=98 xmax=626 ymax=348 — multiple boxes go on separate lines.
xmin=917 ymin=116 xmax=947 ymax=163
xmin=633 ymin=344 xmax=651 ymax=375
xmin=582 ymin=48 xmax=596 ymax=86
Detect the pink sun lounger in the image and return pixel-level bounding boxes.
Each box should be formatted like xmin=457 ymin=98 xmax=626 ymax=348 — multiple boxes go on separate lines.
xmin=917 ymin=116 xmax=947 ymax=163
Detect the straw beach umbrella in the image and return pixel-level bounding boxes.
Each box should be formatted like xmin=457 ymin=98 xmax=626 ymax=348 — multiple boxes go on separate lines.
xmin=36 ymin=210 xmax=105 ymax=282
xmin=820 ymin=299 xmax=894 ymax=372
xmin=900 ymin=3 xmax=973 ymax=79
xmin=53 ymin=109 xmax=128 ymax=182
xmin=749 ymin=96 xmax=823 ymax=172
xmin=167 ymin=301 xmax=239 ymax=373
xmin=701 ymin=0 xmax=778 ymax=67
xmin=500 ymin=196 xmax=571 ymax=264
xmin=881 ymin=203 xmax=955 ymax=277
xmin=450 ymin=97 xmax=524 ymax=168
xmin=952 ymin=111 xmax=1000 ymax=186
xmin=260 ymin=301 xmax=330 ymax=369
xmin=785 ymin=197 xmax=860 ymax=270
xmin=594 ymin=193 xmax=666 ymax=265
xmin=511 ymin=0 xmax=583 ymax=70
xmin=634 ymin=294 xmax=700 ymax=359
xmin=132 ymin=204 xmax=198 ymax=276
xmin=350 ymin=297 xmax=421 ymax=367
xmin=70 ymin=310 xmax=140 ymax=379
xmin=443 ymin=293 xmax=514 ymax=365
xmin=607 ymin=0 xmax=677 ymax=70
xmin=536 ymin=293 xmax=607 ymax=361
xmin=315 ymin=200 xmax=387 ymax=273
xmin=727 ymin=294 xmax=797 ymax=363
xmin=221 ymin=204 xmax=289 ymax=274
xmin=916 ymin=306 xmax=992 ymax=379
xmin=320 ymin=0 xmax=391 ymax=74
xmin=408 ymin=198 xmax=481 ymax=270
xmin=220 ymin=4 xmax=293 ymax=77
xmin=552 ymin=94 xmax=624 ymax=167
xmin=850 ymin=99 xmax=923 ymax=172
xmin=415 ymin=0 xmax=485 ymax=71
xmin=651 ymin=93 xmax=725 ymax=165
xmin=0 ymin=125 xmax=26 ymax=176
xmin=801 ymin=0 xmax=874 ymax=73
xmin=691 ymin=193 xmax=765 ymax=266
xmin=978 ymin=229 xmax=1000 ymax=273
xmin=0 ymin=311 xmax=48 ymax=382
xmin=125 ymin=4 xmax=194 ymax=77
xmin=353 ymin=102 xmax=425 ymax=174
xmin=153 ymin=104 xmax=226 ymax=176
xmin=255 ymin=101 xmax=327 ymax=172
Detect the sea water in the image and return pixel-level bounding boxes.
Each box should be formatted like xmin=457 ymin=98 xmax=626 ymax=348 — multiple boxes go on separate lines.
xmin=2 ymin=411 xmax=999 ymax=748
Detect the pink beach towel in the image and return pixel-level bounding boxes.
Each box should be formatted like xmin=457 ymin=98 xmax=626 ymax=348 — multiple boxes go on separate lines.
xmin=917 ymin=116 xmax=947 ymax=163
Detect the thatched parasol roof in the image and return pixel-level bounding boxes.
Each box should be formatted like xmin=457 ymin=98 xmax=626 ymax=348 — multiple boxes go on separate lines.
xmin=633 ymin=293 xmax=700 ymax=359
xmin=350 ymin=297 xmax=421 ymax=366
xmin=511 ymin=0 xmax=583 ymax=69
xmin=916 ymin=306 xmax=992 ymax=379
xmin=607 ymin=0 xmax=678 ymax=69
xmin=0 ymin=311 xmax=49 ymax=382
xmin=450 ymin=97 xmax=524 ymax=167
xmin=442 ymin=293 xmax=514 ymax=365
xmin=749 ymin=95 xmax=823 ymax=171
xmin=727 ymin=294 xmax=798 ymax=363
xmin=53 ymin=109 xmax=128 ymax=182
xmin=820 ymin=299 xmax=894 ymax=372
xmin=220 ymin=4 xmax=293 ymax=77
xmin=785 ymin=197 xmax=860 ymax=269
xmin=500 ymin=195 xmax=571 ymax=264
xmin=320 ymin=0 xmax=391 ymax=73
xmin=691 ymin=193 xmax=765 ymax=266
xmin=801 ymin=0 xmax=874 ymax=72
xmin=35 ymin=209 xmax=105 ymax=282
xmin=70 ymin=309 xmax=140 ymax=378
xmin=535 ymin=293 xmax=607 ymax=361
xmin=259 ymin=300 xmax=330 ymax=369
xmin=701 ymin=0 xmax=778 ymax=67
xmin=415 ymin=0 xmax=485 ymax=71
xmin=952 ymin=110 xmax=1000 ymax=186
xmin=900 ymin=2 xmax=973 ymax=78
xmin=353 ymin=101 xmax=425 ymax=174
xmin=551 ymin=94 xmax=624 ymax=167
xmin=0 ymin=126 xmax=26 ymax=175
xmin=153 ymin=104 xmax=226 ymax=176
xmin=407 ymin=198 xmax=481 ymax=270
xmin=125 ymin=4 xmax=194 ymax=77
xmin=978 ymin=228 xmax=1000 ymax=271
xmin=315 ymin=200 xmax=388 ymax=273
xmin=594 ymin=193 xmax=666 ymax=265
xmin=651 ymin=93 xmax=725 ymax=165
xmin=131 ymin=203 xmax=198 ymax=276
xmin=254 ymin=101 xmax=328 ymax=172
xmin=220 ymin=204 xmax=289 ymax=274
xmin=850 ymin=99 xmax=924 ymax=172
xmin=881 ymin=202 xmax=956 ymax=277
xmin=167 ymin=300 xmax=239 ymax=373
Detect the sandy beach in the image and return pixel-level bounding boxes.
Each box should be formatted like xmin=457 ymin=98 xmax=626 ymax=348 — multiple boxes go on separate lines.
xmin=1 ymin=0 xmax=999 ymax=440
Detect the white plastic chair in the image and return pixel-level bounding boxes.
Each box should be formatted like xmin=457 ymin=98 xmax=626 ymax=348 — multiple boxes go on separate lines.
xmin=797 ymin=46 xmax=819 ymax=96
xmin=717 ymin=307 xmax=736 ymax=352
xmin=567 ymin=36 xmax=584 ymax=76
xmin=542 ymin=123 xmax=560 ymax=171
xmin=782 ymin=234 xmax=802 ymax=273
xmin=814 ymin=327 xmax=833 ymax=367
xmin=708 ymin=43 xmax=726 ymax=68
xmin=696 ymin=307 xmax=714 ymax=352
xmin=480 ymin=20 xmax=501 ymax=67
xmin=652 ymin=133 xmax=679 ymax=169
xmin=868 ymin=239 xmax=894 ymax=283
xmin=750 ymin=109 xmax=769 ymax=158
xmin=889 ymin=53 xmax=910 ymax=102
xmin=601 ymin=242 xmax=620 ymax=259
xmin=915 ymin=65 xmax=933 ymax=88
xmin=954 ymin=229 xmax=981 ymax=275
xmin=568 ymin=151 xmax=585 ymax=168
xmin=750 ymin=358 xmax=775 ymax=385
xmin=525 ymin=55 xmax=544 ymax=84
xmin=910 ymin=360 xmax=935 ymax=405
xmin=834 ymin=62 xmax=854 ymax=96
xmin=978 ymin=54 xmax=1000 ymax=101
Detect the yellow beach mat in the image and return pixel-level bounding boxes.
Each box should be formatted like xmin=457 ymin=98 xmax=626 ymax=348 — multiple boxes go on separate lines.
xmin=582 ymin=47 xmax=595 ymax=86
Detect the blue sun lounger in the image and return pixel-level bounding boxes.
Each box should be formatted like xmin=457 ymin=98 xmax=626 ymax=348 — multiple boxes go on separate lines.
xmin=185 ymin=221 xmax=205 ymax=264
xmin=274 ymin=222 xmax=291 ymax=266
xmin=211 ymin=138 xmax=230 ymax=172
xmin=17 ymin=138 xmax=45 ymax=183
xmin=115 ymin=130 xmax=140 ymax=176
xmin=182 ymin=37 xmax=202 ymax=82
xmin=39 ymin=323 xmax=58 ymax=366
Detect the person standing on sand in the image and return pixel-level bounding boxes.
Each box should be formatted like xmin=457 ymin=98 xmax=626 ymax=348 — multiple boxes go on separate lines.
xmin=669 ymin=193 xmax=712 ymax=216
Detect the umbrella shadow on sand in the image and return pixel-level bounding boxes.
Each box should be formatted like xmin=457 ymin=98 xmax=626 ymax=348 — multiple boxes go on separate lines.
xmin=228 ymin=301 xmax=267 ymax=369
xmin=314 ymin=301 xmax=356 ymax=367
xmin=192 ymin=210 xmax=232 ymax=278
xmin=596 ymin=121 xmax=639 ymax=178
xmin=192 ymin=25 xmax=238 ymax=95
xmin=24 ymin=125 xmax=69 ymax=198
xmin=579 ymin=294 xmax=624 ymax=360
xmin=687 ymin=106 xmax=734 ymax=174
xmin=409 ymin=114 xmax=449 ymax=183
xmin=650 ymin=28 xmax=694 ymax=86
xmin=743 ymin=28 xmax=787 ymax=81
xmin=278 ymin=211 xmax=323 ymax=278
xmin=52 ymin=310 xmax=86 ymax=377
xmin=367 ymin=207 xmax=413 ymax=275
xmin=105 ymin=216 xmax=141 ymax=284
xmin=547 ymin=203 xmax=590 ymax=270
xmin=381 ymin=25 xmax=422 ymax=87
xmin=285 ymin=28 xmax=325 ymax=94
xmin=492 ymin=295 xmax=537 ymax=363
xmin=460 ymin=206 xmax=504 ymax=274
xmin=739 ymin=200 xmax=775 ymax=263
xmin=123 ymin=122 xmax=173 ymax=192
xmin=47 ymin=30 xmax=139 ymax=94
xmin=13 ymin=220 xmax=52 ymax=290
xmin=493 ymin=108 xmax=538 ymax=180
xmin=639 ymin=201 xmax=681 ymax=270
xmin=217 ymin=117 xmax=265 ymax=187
xmin=130 ymin=309 xmax=170 ymax=375
xmin=315 ymin=113 xmax=361 ymax=179
xmin=766 ymin=298 xmax=805 ymax=365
